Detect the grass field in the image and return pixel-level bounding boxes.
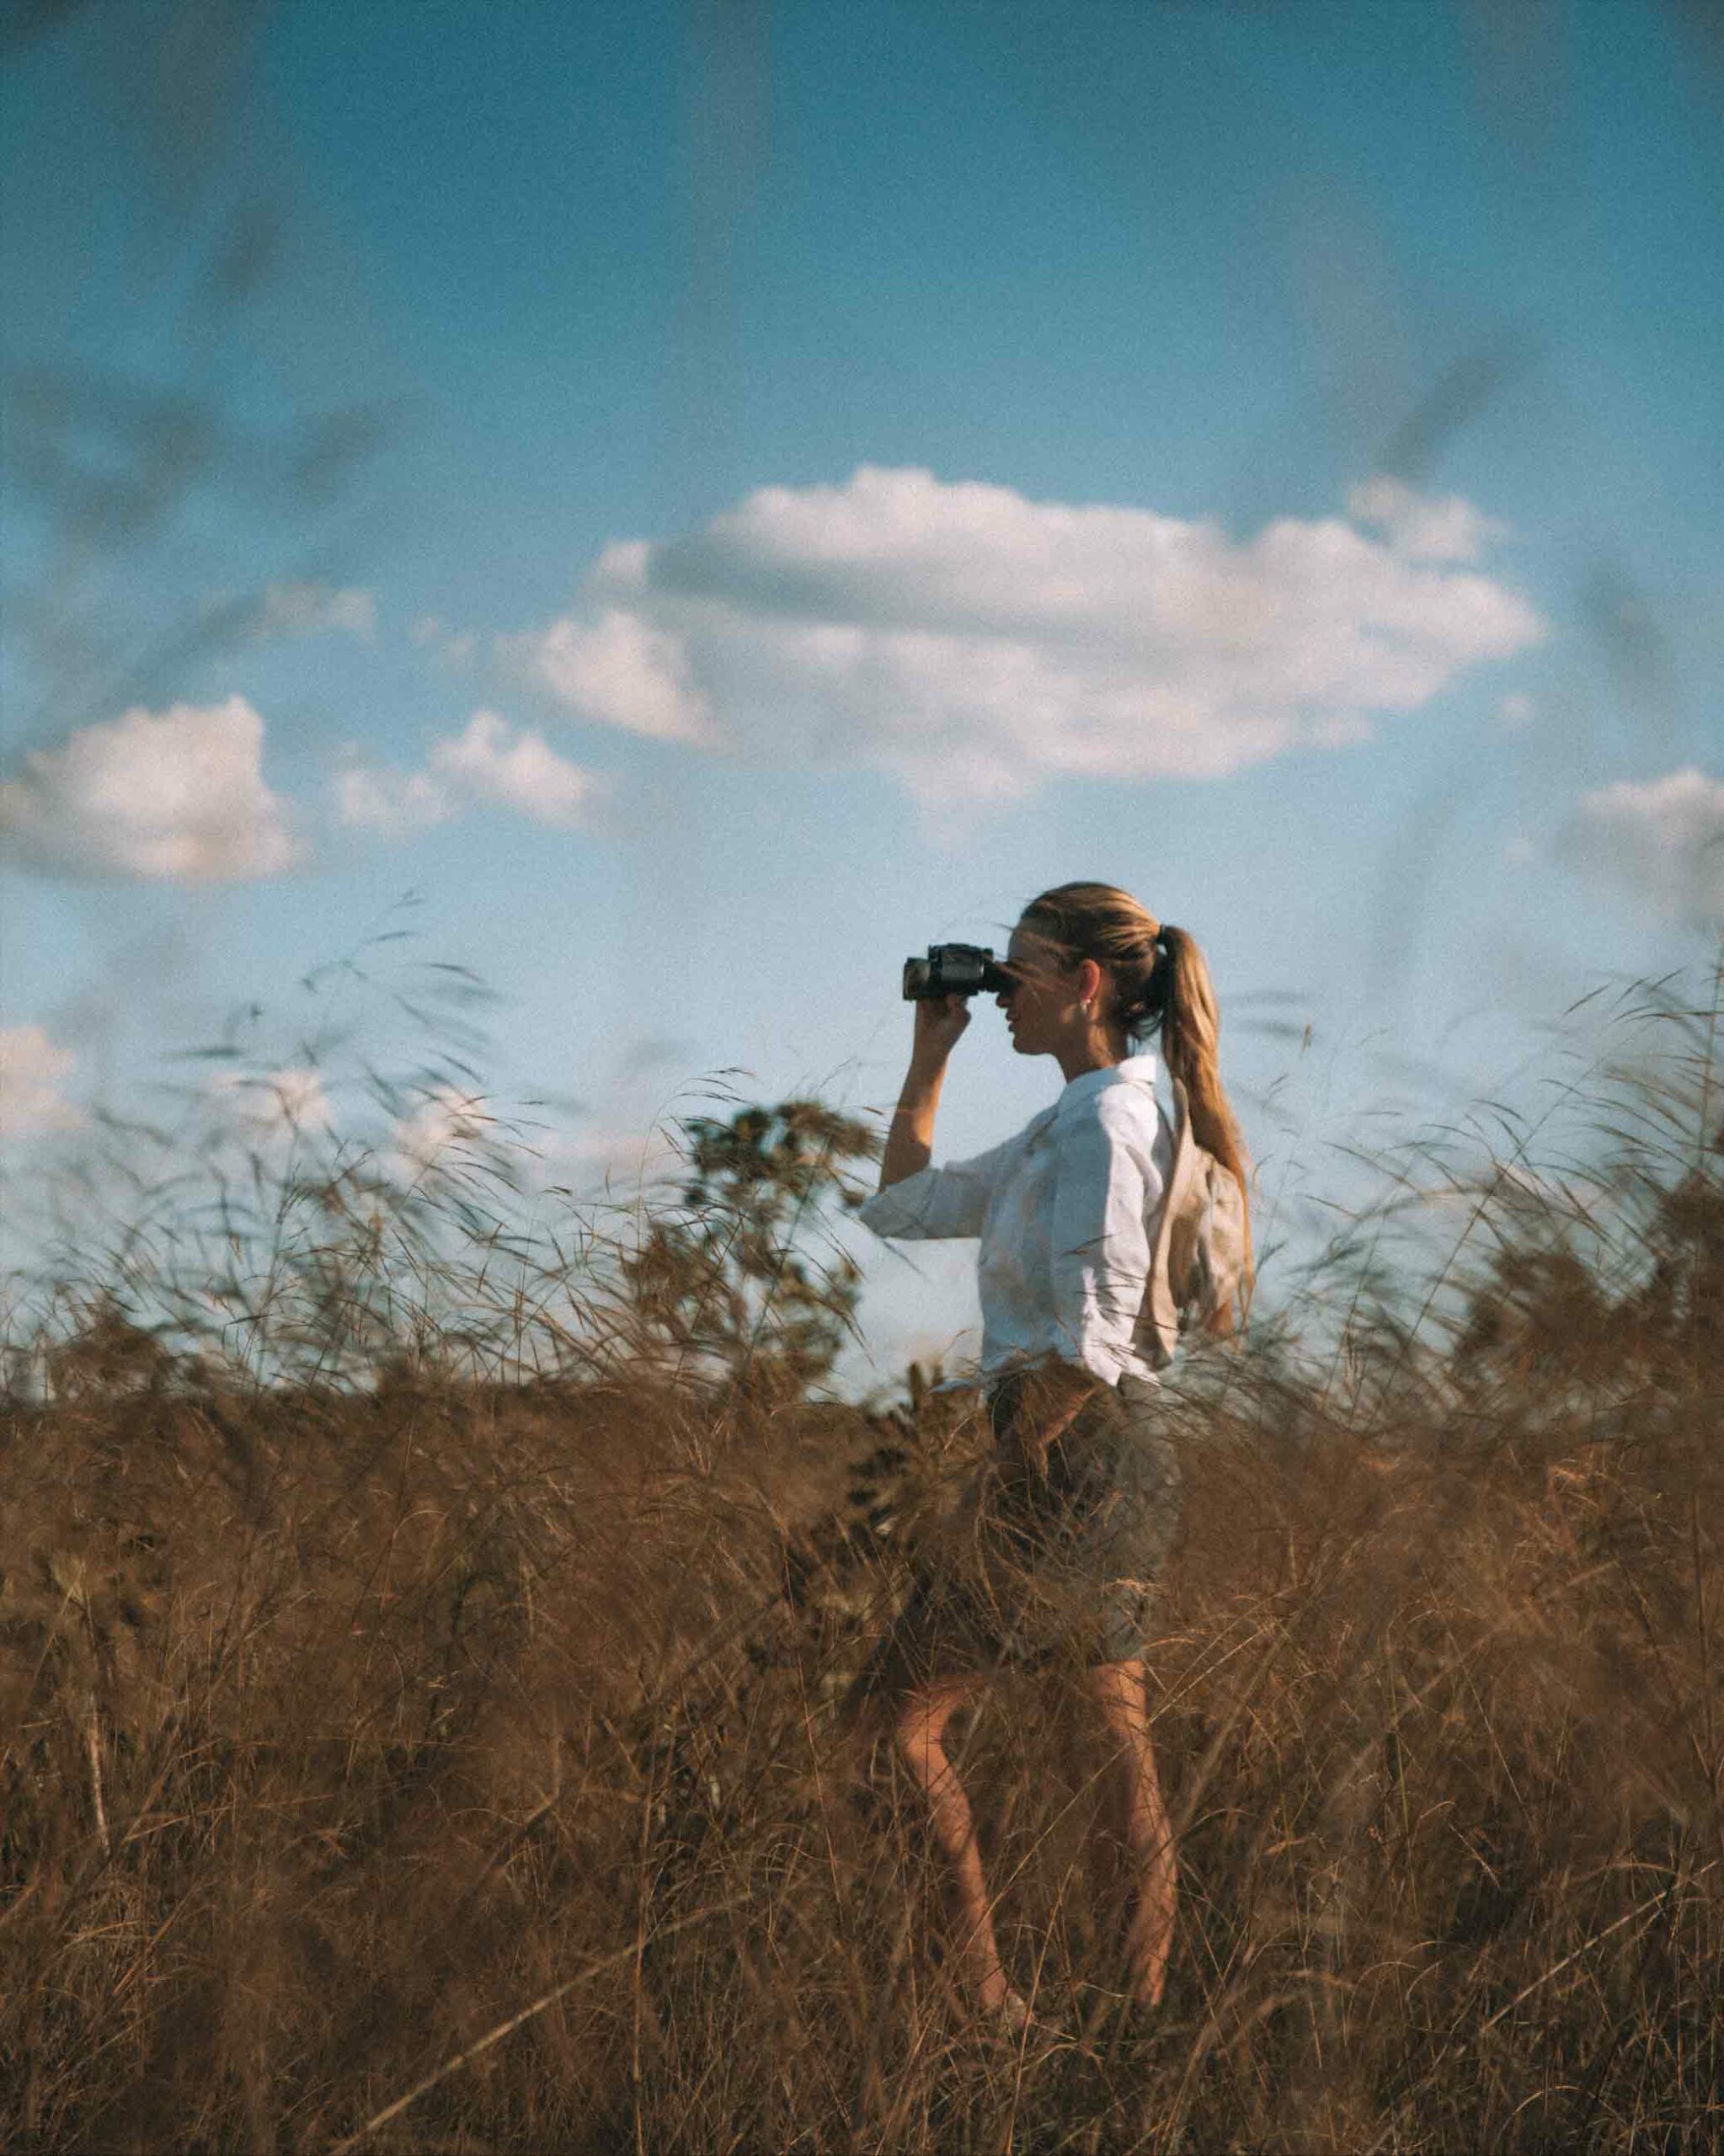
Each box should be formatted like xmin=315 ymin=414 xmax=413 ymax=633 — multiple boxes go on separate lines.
xmin=2 ymin=974 xmax=1719 ymax=2153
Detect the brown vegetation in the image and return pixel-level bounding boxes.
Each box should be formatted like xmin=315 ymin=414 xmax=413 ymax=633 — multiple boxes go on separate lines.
xmin=2 ymin=977 xmax=1720 ymax=2153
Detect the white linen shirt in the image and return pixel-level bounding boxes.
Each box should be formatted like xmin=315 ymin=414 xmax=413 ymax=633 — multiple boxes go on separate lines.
xmin=855 ymin=1052 xmax=1176 ymax=1390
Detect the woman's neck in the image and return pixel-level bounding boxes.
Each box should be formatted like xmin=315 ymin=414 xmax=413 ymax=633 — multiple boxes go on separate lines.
xmin=1055 ymin=1036 xmax=1129 ymax=1085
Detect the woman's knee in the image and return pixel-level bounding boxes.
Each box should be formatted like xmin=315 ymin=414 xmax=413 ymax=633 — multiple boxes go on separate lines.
xmin=892 ymin=1675 xmax=976 ymax=1763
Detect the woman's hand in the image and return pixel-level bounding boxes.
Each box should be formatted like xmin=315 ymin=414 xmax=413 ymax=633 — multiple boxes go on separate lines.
xmin=910 ymin=991 xmax=973 ymax=1069
xmin=879 ymin=995 xmax=968 ymax=1190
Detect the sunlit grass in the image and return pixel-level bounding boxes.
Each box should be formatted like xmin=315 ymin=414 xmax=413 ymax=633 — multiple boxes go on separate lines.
xmin=1 ymin=965 xmax=1718 ymax=2151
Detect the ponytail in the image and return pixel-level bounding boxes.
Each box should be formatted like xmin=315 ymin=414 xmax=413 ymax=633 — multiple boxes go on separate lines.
xmin=1022 ymin=883 xmax=1255 ymax=1335
xmin=1156 ymin=924 xmax=1255 ymax=1331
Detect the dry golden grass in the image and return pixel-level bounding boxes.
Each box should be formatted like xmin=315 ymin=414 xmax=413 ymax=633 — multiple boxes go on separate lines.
xmin=2 ymin=974 xmax=1720 ymax=2152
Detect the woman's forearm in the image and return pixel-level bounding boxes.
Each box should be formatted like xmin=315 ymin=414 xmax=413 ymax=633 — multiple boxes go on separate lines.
xmin=878 ymin=1054 xmax=948 ymax=1190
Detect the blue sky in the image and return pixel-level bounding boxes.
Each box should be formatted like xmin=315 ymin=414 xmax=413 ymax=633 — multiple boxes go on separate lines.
xmin=2 ymin=0 xmax=1720 ymax=1392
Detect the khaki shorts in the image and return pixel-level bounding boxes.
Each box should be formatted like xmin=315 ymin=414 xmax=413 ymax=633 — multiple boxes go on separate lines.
xmin=851 ymin=1367 xmax=1182 ymax=1704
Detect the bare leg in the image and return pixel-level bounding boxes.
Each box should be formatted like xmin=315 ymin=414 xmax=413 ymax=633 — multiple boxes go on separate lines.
xmin=893 ymin=1673 xmax=1019 ymax=2016
xmin=1086 ymin=1658 xmax=1177 ymax=2007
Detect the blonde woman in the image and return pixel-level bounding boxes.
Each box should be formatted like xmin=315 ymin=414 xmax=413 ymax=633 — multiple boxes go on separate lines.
xmin=852 ymin=882 xmax=1252 ymax=2033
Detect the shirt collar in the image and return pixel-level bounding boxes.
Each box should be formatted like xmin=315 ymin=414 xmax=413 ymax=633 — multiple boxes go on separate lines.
xmin=1022 ymin=1052 xmax=1157 ymax=1143
xmin=1056 ymin=1050 xmax=1158 ymax=1113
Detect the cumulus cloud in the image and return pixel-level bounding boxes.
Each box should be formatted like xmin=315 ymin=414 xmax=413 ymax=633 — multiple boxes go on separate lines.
xmin=1346 ymin=475 xmax=1505 ymax=563
xmin=434 ymin=710 xmax=600 ymax=824
xmin=507 ymin=467 xmax=1543 ymax=809
xmin=517 ymin=606 xmax=713 ymax=742
xmin=0 ymin=1024 xmax=83 ymax=1138
xmin=1560 ymin=769 xmax=1724 ymax=927
xmin=0 ymin=697 xmax=301 ymax=882
xmin=334 ymin=711 xmax=603 ymax=840
xmin=256 ymin=580 xmax=376 ymax=638
xmin=333 ymin=764 xmax=453 ymax=838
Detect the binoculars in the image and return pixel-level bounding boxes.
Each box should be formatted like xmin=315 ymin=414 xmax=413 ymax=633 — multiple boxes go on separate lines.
xmin=902 ymin=942 xmax=1015 ymax=1001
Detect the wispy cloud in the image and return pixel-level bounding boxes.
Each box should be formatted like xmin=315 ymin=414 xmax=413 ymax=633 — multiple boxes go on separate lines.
xmin=391 ymin=1086 xmax=496 ymax=1178
xmin=411 ymin=614 xmax=478 ymax=666
xmin=0 ymin=1024 xmax=83 ymax=1138
xmin=545 ymin=1120 xmax=687 ymax=1197
xmin=509 ymin=466 xmax=1543 ymax=812
xmin=333 ymin=711 xmax=604 ymax=841
xmin=1559 ymin=768 xmax=1724 ymax=928
xmin=528 ymin=1036 xmax=706 ymax=1201
xmin=0 ymin=697 xmax=302 ymax=882
xmin=256 ymin=580 xmax=376 ymax=638
xmin=1497 ymin=691 xmax=1536 ymax=730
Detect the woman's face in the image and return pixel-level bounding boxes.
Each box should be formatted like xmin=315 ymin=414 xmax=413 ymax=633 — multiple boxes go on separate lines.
xmin=995 ymin=921 xmax=1092 ymax=1056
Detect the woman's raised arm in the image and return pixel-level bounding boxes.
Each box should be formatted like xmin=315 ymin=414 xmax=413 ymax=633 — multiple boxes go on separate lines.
xmin=878 ymin=992 xmax=971 ymax=1192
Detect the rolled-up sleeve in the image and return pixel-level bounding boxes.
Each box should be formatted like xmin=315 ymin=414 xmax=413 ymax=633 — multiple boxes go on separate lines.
xmin=1048 ymin=1095 xmax=1164 ymax=1384
xmin=854 ymin=1134 xmax=1016 ymax=1241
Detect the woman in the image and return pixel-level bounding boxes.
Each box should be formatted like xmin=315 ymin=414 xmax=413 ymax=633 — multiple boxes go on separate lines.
xmin=851 ymin=882 xmax=1252 ymax=2032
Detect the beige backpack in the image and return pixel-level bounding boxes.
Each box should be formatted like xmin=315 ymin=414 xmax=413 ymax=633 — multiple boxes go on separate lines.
xmin=1136 ymin=1075 xmax=1251 ymax=1370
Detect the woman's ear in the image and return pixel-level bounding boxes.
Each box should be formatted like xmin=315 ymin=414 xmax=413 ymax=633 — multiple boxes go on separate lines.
xmin=1078 ymin=957 xmax=1104 ymax=1007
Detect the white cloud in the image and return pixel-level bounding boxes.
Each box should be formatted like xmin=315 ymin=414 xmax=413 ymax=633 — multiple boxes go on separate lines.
xmin=412 ymin=614 xmax=478 ymax=666
xmin=430 ymin=710 xmax=600 ymax=825
xmin=1346 ymin=475 xmax=1505 ymax=563
xmin=257 ymin=581 xmax=376 ymax=638
xmin=0 ymin=1024 xmax=83 ymax=1138
xmin=522 ymin=1037 xmax=707 ymax=1201
xmin=333 ymin=712 xmax=602 ymax=841
xmin=515 ymin=606 xmax=712 ymax=742
xmin=1560 ymin=768 xmax=1724 ymax=927
xmin=0 ymin=696 xmax=302 ymax=882
xmin=333 ymin=764 xmax=453 ymax=838
xmin=392 ymin=1086 xmax=496 ymax=1177
xmin=510 ymin=466 xmax=1543 ymax=810
xmin=210 ymin=1066 xmax=333 ymax=1139
xmin=536 ymin=1123 xmax=689 ymax=1205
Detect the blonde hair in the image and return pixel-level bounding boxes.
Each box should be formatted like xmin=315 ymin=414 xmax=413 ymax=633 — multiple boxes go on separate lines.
xmin=1020 ymin=880 xmax=1254 ymax=1328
